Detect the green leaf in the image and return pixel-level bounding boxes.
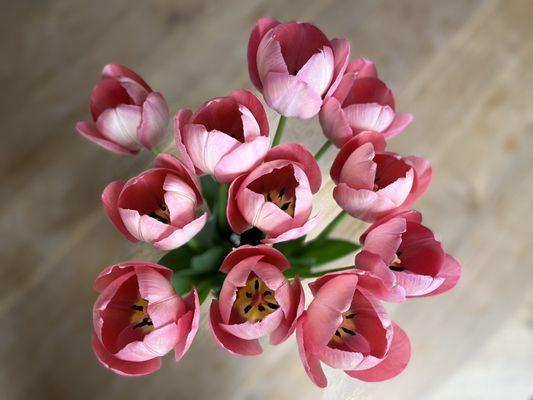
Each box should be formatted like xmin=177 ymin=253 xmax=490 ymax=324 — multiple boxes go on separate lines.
xmin=200 ymin=175 xmax=220 ymax=211
xmin=274 ymin=236 xmax=306 ymax=256
xmin=158 ymin=245 xmax=199 ymax=272
xmin=172 ymin=273 xmax=194 ymax=296
xmin=296 ymin=238 xmax=360 ymax=266
xmin=195 ymin=279 xmax=213 ymax=304
xmin=190 ymin=246 xmax=226 ymax=273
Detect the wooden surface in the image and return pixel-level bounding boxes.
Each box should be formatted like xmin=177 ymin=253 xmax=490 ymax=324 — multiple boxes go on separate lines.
xmin=2 ymin=0 xmax=533 ymax=399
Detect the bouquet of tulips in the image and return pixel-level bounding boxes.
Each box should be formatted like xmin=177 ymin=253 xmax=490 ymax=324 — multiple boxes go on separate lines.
xmin=77 ymin=18 xmax=462 ymax=387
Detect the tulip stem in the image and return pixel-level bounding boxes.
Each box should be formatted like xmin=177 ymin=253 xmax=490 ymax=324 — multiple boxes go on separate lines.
xmin=314 ymin=141 xmax=332 ymax=161
xmin=316 ymin=210 xmax=348 ymax=240
xmin=272 ymin=115 xmax=287 ymax=147
xmin=151 ymin=147 xmax=161 ymax=156
xmin=217 ymin=184 xmax=229 ymax=231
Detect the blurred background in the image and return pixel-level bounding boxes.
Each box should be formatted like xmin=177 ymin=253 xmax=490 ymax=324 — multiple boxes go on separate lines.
xmin=1 ymin=0 xmax=532 ymax=399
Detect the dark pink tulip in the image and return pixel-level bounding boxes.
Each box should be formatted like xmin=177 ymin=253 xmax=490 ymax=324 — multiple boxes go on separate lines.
xmin=356 ymin=210 xmax=462 ymax=297
xmin=76 ymin=64 xmax=169 ymax=155
xmin=227 ymin=143 xmax=322 ymax=243
xmin=320 ymin=59 xmax=412 ymax=147
xmin=102 ymin=153 xmax=207 ymax=250
xmin=248 ymin=18 xmax=350 ymax=119
xmin=174 ymin=90 xmax=270 ymax=183
xmin=330 ymin=131 xmax=431 ymax=222
xmin=209 ymin=246 xmax=304 ymax=355
xmin=296 ymin=271 xmax=411 ymax=387
xmin=92 ymin=261 xmax=199 ymax=376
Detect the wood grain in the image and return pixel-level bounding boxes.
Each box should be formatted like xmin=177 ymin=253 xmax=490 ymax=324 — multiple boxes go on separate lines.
xmin=1 ymin=0 xmax=532 ymax=399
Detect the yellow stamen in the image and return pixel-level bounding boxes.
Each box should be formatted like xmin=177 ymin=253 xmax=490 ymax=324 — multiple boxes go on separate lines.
xmin=264 ymin=187 xmax=295 ymax=217
xmin=234 ymin=276 xmax=279 ymax=322
xmin=130 ymin=298 xmax=154 ymax=334
xmin=330 ymin=311 xmax=357 ymax=344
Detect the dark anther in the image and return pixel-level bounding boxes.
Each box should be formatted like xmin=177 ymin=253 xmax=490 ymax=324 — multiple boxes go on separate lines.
xmin=258 ymin=305 xmax=266 ymax=312
xmin=267 ymin=302 xmax=279 ymax=310
xmin=341 ymin=327 xmax=356 ymax=336
xmin=246 ymin=292 xmax=252 ymax=298
xmin=149 ymin=212 xmax=168 ymax=224
xmin=266 ymin=193 xmax=273 ymax=202
xmin=254 ymin=280 xmax=259 ymax=290
xmin=244 ymin=305 xmax=252 ymax=314
xmin=279 ymin=187 xmax=285 ymax=197
xmin=390 ymin=266 xmax=406 ymax=272
xmin=335 ymin=330 xmax=341 ymax=338
xmin=263 ymin=290 xmax=272 ymax=296
xmin=345 ymin=313 xmax=356 ymax=319
xmin=133 ymin=317 xmax=153 ymax=329
xmin=396 ymin=251 xmax=402 ymax=257
xmin=281 ymin=202 xmax=291 ymax=211
xmin=160 ymin=203 xmax=167 ymax=211
xmin=130 ymin=305 xmax=144 ymax=312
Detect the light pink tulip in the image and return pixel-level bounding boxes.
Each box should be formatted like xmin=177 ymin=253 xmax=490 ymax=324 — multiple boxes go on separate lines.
xmin=76 ymin=64 xmax=169 ymax=155
xmin=356 ymin=210 xmax=462 ymax=297
xmin=296 ymin=271 xmax=411 ymax=387
xmin=102 ymin=153 xmax=207 ymax=250
xmin=320 ymin=59 xmax=412 ymax=147
xmin=174 ymin=90 xmax=270 ymax=183
xmin=248 ymin=18 xmax=350 ymax=119
xmin=227 ymin=143 xmax=322 ymax=243
xmin=209 ymin=246 xmax=304 ymax=355
xmin=92 ymin=261 xmax=199 ymax=376
xmin=330 ymin=131 xmax=431 ymax=222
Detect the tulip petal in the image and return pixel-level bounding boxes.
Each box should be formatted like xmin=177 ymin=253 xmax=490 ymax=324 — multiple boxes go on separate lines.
xmin=247 ymin=17 xmax=280 ymax=90
xmin=343 ymin=103 xmax=395 ymax=134
xmin=96 ymin=104 xmax=143 ymax=150
xmin=227 ymin=174 xmax=252 ymax=233
xmin=175 ymin=288 xmax=200 ymax=362
xmin=319 ymin=97 xmax=352 ymax=148
xmin=76 ymin=121 xmax=138 ymax=155
xmin=325 ymin=38 xmax=350 ymax=99
xmin=362 ymin=217 xmax=406 ymax=263
xmin=346 ymin=322 xmax=410 ymax=382
xmin=94 ymin=262 xmax=172 ymax=293
xmin=153 ymin=212 xmax=208 ymax=250
xmin=90 ymin=79 xmax=131 ymax=120
xmin=119 ymin=208 xmax=172 ymax=244
xmin=262 ymin=214 xmax=319 ymax=244
xmin=333 ymin=184 xmax=397 ymax=222
xmin=138 ymin=92 xmax=169 ymax=150
xmin=115 ymin=323 xmax=179 ymax=362
xmin=209 ymin=300 xmax=262 ymax=356
xmin=262 ymin=72 xmax=322 ymax=119
xmin=402 ymin=156 xmax=432 ymax=209
xmin=296 ymin=315 xmax=328 ymax=388
xmin=221 ymin=309 xmax=284 ymax=340
xmin=220 ymin=245 xmax=290 ymax=274
xmin=383 ymin=112 xmax=413 ymax=139
xmin=102 ymin=64 xmax=152 ymax=92
xmin=214 ymin=136 xmax=270 ymax=183
xmin=270 ymin=277 xmax=305 ymax=345
xmin=230 ymin=89 xmax=270 ymax=136
xmin=346 ymin=58 xmax=378 ymax=78
xmin=92 ymin=333 xmax=161 ymax=376
xmin=296 ymin=45 xmax=334 ymax=96
xmin=173 ymin=109 xmax=196 ymax=172
xmin=418 ymin=254 xmax=462 ymax=297
xmin=102 ymin=180 xmax=139 ymax=242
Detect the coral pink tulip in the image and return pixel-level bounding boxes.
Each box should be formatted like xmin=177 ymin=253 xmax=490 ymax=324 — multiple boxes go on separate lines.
xmin=92 ymin=261 xmax=199 ymax=376
xmin=102 ymin=153 xmax=207 ymax=250
xmin=320 ymin=59 xmax=412 ymax=147
xmin=76 ymin=64 xmax=169 ymax=155
xmin=356 ymin=210 xmax=462 ymax=297
xmin=174 ymin=89 xmax=270 ymax=183
xmin=296 ymin=271 xmax=411 ymax=387
xmin=330 ymin=131 xmax=431 ymax=221
xmin=227 ymin=143 xmax=322 ymax=243
xmin=248 ymin=18 xmax=350 ymax=119
xmin=209 ymin=245 xmax=304 ymax=355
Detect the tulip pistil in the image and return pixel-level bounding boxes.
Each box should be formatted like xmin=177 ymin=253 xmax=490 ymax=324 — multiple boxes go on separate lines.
xmin=149 ymin=202 xmax=170 ymax=224
xmin=234 ymin=275 xmax=279 ymax=322
xmin=130 ymin=298 xmax=154 ymax=333
xmin=389 ymin=252 xmax=406 ymax=272
xmin=264 ymin=187 xmax=295 ymax=217
xmin=331 ymin=311 xmax=357 ymax=344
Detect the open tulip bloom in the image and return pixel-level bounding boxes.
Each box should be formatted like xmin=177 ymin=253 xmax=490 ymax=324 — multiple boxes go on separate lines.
xmin=76 ymin=18 xmax=462 ymax=388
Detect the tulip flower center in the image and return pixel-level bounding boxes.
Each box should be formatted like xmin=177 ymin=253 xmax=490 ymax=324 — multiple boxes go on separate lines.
xmin=149 ymin=202 xmax=170 ymax=224
xmin=331 ymin=311 xmax=357 ymax=344
xmin=234 ymin=275 xmax=280 ymax=322
xmin=263 ymin=187 xmax=295 ymax=217
xmin=130 ymin=298 xmax=154 ymax=334
xmin=389 ymin=252 xmax=406 ymax=272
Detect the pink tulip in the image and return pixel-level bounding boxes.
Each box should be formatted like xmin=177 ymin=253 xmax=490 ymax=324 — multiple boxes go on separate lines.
xmin=330 ymin=131 xmax=431 ymax=221
xmin=227 ymin=143 xmax=322 ymax=243
xmin=92 ymin=261 xmax=199 ymax=376
xmin=320 ymin=59 xmax=412 ymax=147
xmin=356 ymin=210 xmax=462 ymax=297
xmin=296 ymin=271 xmax=411 ymax=387
xmin=102 ymin=153 xmax=208 ymax=250
xmin=248 ymin=18 xmax=350 ymax=119
xmin=76 ymin=64 xmax=170 ymax=155
xmin=209 ymin=245 xmax=304 ymax=355
xmin=174 ymin=90 xmax=270 ymax=183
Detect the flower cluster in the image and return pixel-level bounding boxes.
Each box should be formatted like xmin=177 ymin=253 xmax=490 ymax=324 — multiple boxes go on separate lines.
xmin=78 ymin=18 xmax=461 ymax=387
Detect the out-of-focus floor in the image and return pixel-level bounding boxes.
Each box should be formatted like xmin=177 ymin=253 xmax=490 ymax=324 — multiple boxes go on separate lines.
xmin=1 ymin=0 xmax=533 ymax=399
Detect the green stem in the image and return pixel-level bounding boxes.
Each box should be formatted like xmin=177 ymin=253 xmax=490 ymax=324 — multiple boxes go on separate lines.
xmin=304 ymin=265 xmax=355 ymax=279
xmin=314 ymin=141 xmax=332 ymax=160
xmin=217 ymin=184 xmax=229 ymax=231
xmin=187 ymin=238 xmax=202 ymax=252
xmin=272 ymin=115 xmax=287 ymax=147
xmin=151 ymin=147 xmax=161 ymax=156
xmin=316 ymin=210 xmax=348 ymax=240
